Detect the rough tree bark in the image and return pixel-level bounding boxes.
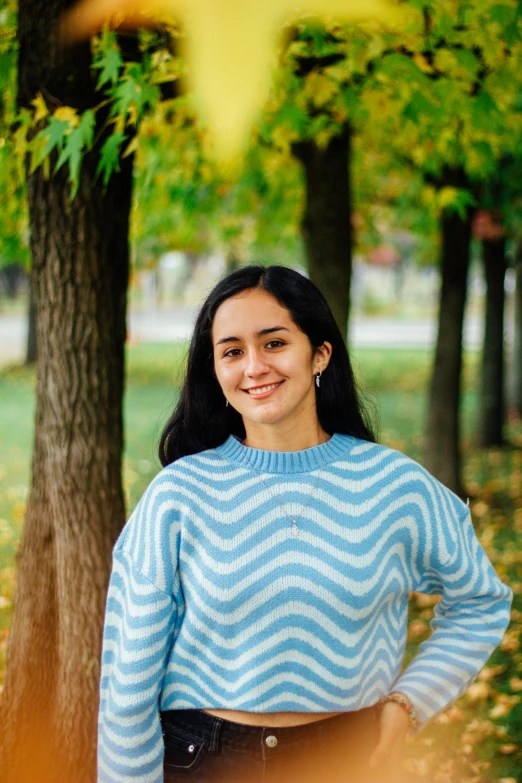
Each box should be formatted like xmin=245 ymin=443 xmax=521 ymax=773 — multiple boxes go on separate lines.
xmin=425 ymin=170 xmax=473 ymax=497
xmin=292 ymin=124 xmax=352 ymax=344
xmin=478 ymin=236 xmax=506 ymax=446
xmin=510 ymin=244 xmax=522 ymax=417
xmin=0 ymin=2 xmax=133 ymax=781
xmin=25 ymin=275 xmax=37 ymax=365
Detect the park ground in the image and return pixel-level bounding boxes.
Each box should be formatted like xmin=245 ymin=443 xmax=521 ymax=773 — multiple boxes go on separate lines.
xmin=0 ymin=343 xmax=521 ymax=783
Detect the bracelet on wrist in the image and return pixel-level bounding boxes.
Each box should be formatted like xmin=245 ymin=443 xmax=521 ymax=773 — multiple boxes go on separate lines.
xmin=376 ymin=692 xmax=419 ymax=731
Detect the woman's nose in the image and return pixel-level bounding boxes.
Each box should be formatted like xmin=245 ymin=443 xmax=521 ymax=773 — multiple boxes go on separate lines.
xmin=244 ymin=348 xmax=270 ymax=376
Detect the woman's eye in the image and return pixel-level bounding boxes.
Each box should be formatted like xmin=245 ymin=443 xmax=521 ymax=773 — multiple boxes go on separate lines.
xmin=224 ymin=348 xmax=242 ymax=357
xmin=266 ymin=340 xmax=285 ymax=349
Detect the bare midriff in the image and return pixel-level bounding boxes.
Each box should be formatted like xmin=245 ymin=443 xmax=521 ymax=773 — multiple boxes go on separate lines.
xmin=202 ymin=709 xmax=344 ymax=727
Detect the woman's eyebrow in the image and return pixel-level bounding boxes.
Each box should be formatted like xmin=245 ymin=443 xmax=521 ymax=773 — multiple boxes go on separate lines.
xmin=215 ymin=326 xmax=290 ymax=346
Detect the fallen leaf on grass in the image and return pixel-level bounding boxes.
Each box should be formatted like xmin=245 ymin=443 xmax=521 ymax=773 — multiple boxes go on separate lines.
xmin=479 ymin=665 xmax=507 ymax=681
xmin=466 ymin=681 xmax=493 ymax=702
xmin=509 ymin=676 xmax=522 ymax=692
xmin=500 ymin=629 xmax=520 ymax=654
xmin=489 ymin=694 xmax=520 ymax=719
xmin=408 ymin=619 xmax=428 ymax=640
xmin=472 ymin=501 xmax=490 ymax=517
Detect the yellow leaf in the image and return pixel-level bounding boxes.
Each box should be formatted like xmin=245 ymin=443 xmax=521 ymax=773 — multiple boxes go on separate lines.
xmin=61 ymin=0 xmax=404 ymax=162
xmin=466 ymin=682 xmax=493 ymax=702
xmin=305 ymin=71 xmax=338 ymax=107
xmin=478 ymin=664 xmax=506 ymax=681
xmin=53 ymin=106 xmax=81 ymax=128
xmin=407 ymin=619 xmax=428 ymax=641
xmin=438 ymin=186 xmax=459 ymax=210
xmin=499 ymin=745 xmax=518 ymax=755
xmin=413 ymin=52 xmax=433 ymax=74
xmin=489 ymin=694 xmax=520 ymax=719
xmin=31 ymin=92 xmax=49 ymax=123
xmin=122 ymin=136 xmax=139 ymax=157
xmin=500 ymin=629 xmax=520 ymax=654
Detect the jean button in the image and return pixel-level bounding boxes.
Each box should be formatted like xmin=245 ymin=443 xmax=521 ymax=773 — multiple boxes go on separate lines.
xmin=265 ymin=735 xmax=278 ymax=748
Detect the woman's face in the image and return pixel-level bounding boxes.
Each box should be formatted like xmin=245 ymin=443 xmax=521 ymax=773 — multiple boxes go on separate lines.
xmin=212 ymin=288 xmax=331 ymax=432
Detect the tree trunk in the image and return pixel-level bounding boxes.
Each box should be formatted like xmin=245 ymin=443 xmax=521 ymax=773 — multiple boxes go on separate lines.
xmin=425 ymin=172 xmax=473 ymax=497
xmin=25 ymin=274 xmax=37 ymax=365
xmin=0 ymin=3 xmax=133 ymax=781
xmin=293 ymin=125 xmax=352 ymax=343
xmin=478 ymin=237 xmax=506 ymax=446
xmin=510 ymin=244 xmax=522 ymax=416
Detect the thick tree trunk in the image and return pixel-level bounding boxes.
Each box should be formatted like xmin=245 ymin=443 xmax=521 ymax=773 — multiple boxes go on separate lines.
xmin=510 ymin=245 xmax=522 ymax=416
xmin=478 ymin=237 xmax=506 ymax=446
xmin=425 ymin=173 xmax=472 ymax=497
xmin=25 ymin=275 xmax=37 ymax=365
xmin=293 ymin=125 xmax=352 ymax=343
xmin=0 ymin=3 xmax=133 ymax=781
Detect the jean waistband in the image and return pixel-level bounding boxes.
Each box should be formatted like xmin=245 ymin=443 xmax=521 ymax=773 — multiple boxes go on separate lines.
xmin=160 ymin=707 xmax=378 ymax=753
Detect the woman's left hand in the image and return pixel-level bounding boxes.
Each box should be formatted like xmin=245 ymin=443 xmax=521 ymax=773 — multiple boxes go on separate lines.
xmin=369 ymin=699 xmax=410 ymax=773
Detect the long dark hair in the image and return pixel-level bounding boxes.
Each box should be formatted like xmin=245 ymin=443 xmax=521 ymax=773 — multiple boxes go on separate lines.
xmin=159 ymin=265 xmax=376 ymax=465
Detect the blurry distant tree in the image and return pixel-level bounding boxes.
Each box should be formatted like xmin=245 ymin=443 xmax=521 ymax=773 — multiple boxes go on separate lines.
xmin=263 ymin=22 xmax=387 ymax=342
xmin=513 ymin=240 xmax=522 ymax=417
xmin=474 ymin=206 xmax=507 ymax=447
xmin=364 ymin=0 xmax=522 ymax=494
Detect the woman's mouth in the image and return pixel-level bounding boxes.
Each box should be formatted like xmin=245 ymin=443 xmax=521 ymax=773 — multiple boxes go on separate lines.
xmin=242 ymin=381 xmax=284 ymax=399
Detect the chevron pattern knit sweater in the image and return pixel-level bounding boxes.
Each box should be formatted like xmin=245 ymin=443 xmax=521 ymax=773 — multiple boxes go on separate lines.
xmin=98 ymin=433 xmax=512 ymax=783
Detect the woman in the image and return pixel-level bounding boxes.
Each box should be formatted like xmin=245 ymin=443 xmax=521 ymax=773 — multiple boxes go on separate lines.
xmin=98 ymin=265 xmax=512 ymax=783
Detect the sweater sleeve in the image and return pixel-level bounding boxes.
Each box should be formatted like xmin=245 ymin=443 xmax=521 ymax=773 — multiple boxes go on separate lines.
xmin=98 ymin=472 xmax=181 ymax=783
xmin=393 ymin=504 xmax=512 ymax=728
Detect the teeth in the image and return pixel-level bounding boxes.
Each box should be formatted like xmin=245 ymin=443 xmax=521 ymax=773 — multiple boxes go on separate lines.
xmin=246 ymin=382 xmax=281 ymax=395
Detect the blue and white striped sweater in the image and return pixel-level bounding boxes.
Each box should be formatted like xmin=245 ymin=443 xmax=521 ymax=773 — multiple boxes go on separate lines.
xmin=98 ymin=433 xmax=512 ymax=782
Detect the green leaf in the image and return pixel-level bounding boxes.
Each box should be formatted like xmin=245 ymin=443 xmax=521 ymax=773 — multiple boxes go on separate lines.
xmin=30 ymin=116 xmax=69 ymax=171
xmin=402 ymin=91 xmax=435 ymax=124
xmin=489 ymin=4 xmax=516 ymax=26
xmin=108 ymin=64 xmax=159 ymax=126
xmin=378 ymin=53 xmax=425 ymax=83
xmin=94 ymin=44 xmax=124 ymax=90
xmin=452 ymin=49 xmax=479 ymax=80
xmin=92 ymin=29 xmax=123 ymax=89
xmin=96 ymin=131 xmax=125 ymax=186
xmin=54 ymin=110 xmax=95 ymax=196
xmin=337 ymin=86 xmax=360 ymax=118
xmin=471 ymin=91 xmax=502 ymax=132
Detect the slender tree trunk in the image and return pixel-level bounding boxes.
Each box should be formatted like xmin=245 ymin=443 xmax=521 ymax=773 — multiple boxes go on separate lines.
xmin=25 ymin=274 xmax=37 ymax=365
xmin=510 ymin=244 xmax=522 ymax=416
xmin=0 ymin=3 xmax=133 ymax=781
xmin=478 ymin=237 xmax=506 ymax=446
xmin=293 ymin=124 xmax=352 ymax=343
xmin=425 ymin=172 xmax=473 ymax=497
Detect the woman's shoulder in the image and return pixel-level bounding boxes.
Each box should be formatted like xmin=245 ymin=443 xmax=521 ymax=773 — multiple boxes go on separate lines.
xmin=344 ymin=436 xmax=468 ymax=514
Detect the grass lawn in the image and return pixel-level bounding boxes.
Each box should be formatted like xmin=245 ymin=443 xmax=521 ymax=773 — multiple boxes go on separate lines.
xmin=0 ymin=343 xmax=521 ymax=781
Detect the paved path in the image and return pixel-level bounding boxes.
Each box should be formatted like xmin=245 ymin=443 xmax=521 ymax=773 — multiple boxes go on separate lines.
xmin=0 ymin=307 xmax=486 ymax=366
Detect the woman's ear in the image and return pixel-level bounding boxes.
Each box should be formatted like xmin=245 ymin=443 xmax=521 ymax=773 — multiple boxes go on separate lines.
xmin=314 ymin=341 xmax=333 ymax=373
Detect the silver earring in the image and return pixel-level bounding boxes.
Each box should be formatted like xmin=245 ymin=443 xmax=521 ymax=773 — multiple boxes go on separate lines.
xmin=315 ymin=371 xmax=322 ymax=388
xmin=225 ymin=399 xmax=229 ymax=407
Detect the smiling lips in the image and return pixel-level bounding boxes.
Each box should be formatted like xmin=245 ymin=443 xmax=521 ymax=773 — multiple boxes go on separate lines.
xmin=242 ymin=381 xmax=284 ymax=398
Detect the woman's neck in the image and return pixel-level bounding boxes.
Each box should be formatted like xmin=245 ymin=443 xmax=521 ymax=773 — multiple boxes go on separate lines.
xmin=242 ymin=422 xmax=331 ymax=452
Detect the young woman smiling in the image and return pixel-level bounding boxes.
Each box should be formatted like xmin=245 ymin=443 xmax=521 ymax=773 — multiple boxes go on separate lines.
xmin=97 ymin=265 xmax=512 ymax=783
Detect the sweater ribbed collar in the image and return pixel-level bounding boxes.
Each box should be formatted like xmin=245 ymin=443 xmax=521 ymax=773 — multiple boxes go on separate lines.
xmin=215 ymin=432 xmax=354 ymax=474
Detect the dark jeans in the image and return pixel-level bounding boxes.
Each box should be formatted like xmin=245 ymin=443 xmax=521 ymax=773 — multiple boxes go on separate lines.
xmin=160 ymin=707 xmax=380 ymax=783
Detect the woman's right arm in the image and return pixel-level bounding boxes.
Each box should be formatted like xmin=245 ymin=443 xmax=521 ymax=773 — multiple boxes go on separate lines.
xmin=97 ymin=472 xmax=181 ymax=783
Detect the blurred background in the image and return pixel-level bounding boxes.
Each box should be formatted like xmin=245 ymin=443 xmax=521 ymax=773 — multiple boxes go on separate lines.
xmin=0 ymin=1 xmax=522 ymax=781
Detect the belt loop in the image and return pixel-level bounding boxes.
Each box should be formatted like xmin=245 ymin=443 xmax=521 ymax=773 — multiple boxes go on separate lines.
xmin=209 ymin=714 xmax=223 ymax=752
